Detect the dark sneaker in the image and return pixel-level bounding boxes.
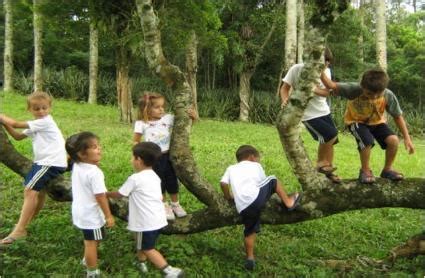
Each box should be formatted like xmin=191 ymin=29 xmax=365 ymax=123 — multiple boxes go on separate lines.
xmin=245 ymin=259 xmax=255 ymax=271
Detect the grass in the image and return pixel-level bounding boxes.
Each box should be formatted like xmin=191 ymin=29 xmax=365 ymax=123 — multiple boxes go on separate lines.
xmin=0 ymin=92 xmax=424 ymax=277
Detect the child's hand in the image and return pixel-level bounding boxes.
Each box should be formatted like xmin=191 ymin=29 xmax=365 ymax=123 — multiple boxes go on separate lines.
xmin=404 ymin=138 xmax=415 ymax=154
xmin=188 ymin=108 xmax=198 ymax=121
xmin=106 ymin=216 xmax=115 ymax=228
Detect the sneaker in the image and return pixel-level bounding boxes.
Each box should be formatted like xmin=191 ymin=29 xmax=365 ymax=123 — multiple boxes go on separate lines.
xmin=135 ymin=261 xmax=148 ymax=273
xmin=171 ymin=202 xmax=187 ymax=218
xmin=164 ymin=202 xmax=176 ymax=221
xmin=86 ymin=269 xmax=100 ymax=278
xmin=244 ymin=259 xmax=255 ymax=271
xmin=163 ymin=265 xmax=185 ymax=278
xmin=81 ymin=258 xmax=87 ymax=267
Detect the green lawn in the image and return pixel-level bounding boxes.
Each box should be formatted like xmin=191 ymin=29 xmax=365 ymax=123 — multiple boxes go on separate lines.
xmin=1 ymin=92 xmax=424 ymax=277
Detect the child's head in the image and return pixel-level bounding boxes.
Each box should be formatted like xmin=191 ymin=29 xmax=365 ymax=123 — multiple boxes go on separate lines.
xmin=27 ymin=91 xmax=52 ymax=119
xmin=235 ymin=145 xmax=260 ymax=162
xmin=66 ymin=132 xmax=101 ymax=165
xmin=132 ymin=142 xmax=161 ymax=168
xmin=324 ymin=47 xmax=333 ymax=65
xmin=360 ymin=69 xmax=389 ymax=96
xmin=137 ymin=92 xmax=166 ymax=122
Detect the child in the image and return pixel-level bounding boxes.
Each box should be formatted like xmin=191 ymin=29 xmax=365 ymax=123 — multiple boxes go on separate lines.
xmin=133 ymin=91 xmax=193 ymax=221
xmin=320 ymin=68 xmax=415 ymax=183
xmin=220 ymin=145 xmax=302 ymax=271
xmin=107 ymin=142 xmax=184 ymax=277
xmin=0 ymin=91 xmax=67 ymax=245
xmin=65 ymin=132 xmax=115 ymax=278
xmin=280 ymin=48 xmax=341 ymax=183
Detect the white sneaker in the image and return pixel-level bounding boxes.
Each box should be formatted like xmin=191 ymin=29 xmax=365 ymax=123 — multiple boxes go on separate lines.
xmin=86 ymin=269 xmax=100 ymax=278
xmin=164 ymin=202 xmax=175 ymax=221
xmin=163 ymin=265 xmax=184 ymax=278
xmin=171 ymin=202 xmax=187 ymax=218
xmin=81 ymin=257 xmax=86 ymax=267
xmin=135 ymin=261 xmax=148 ymax=273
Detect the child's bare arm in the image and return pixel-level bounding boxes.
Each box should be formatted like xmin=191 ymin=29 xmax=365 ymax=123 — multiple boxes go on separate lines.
xmin=0 ymin=114 xmax=29 ymax=129
xmin=313 ymin=86 xmax=330 ymax=97
xmin=393 ymin=115 xmax=415 ymax=154
xmin=279 ymin=83 xmax=292 ymax=107
xmin=220 ymin=182 xmax=233 ymax=201
xmin=106 ymin=191 xmax=124 ymax=199
xmin=133 ymin=133 xmax=142 ymax=145
xmin=320 ymin=72 xmax=338 ymax=91
xmin=2 ymin=124 xmax=27 ymax=140
xmin=95 ymin=193 xmax=115 ymax=227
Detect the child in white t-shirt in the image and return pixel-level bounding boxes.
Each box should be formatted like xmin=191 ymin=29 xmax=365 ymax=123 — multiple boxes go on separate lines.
xmin=0 ymin=91 xmax=67 ymax=246
xmin=107 ymin=142 xmax=184 ymax=277
xmin=65 ymin=131 xmax=115 ymax=278
xmin=133 ymin=91 xmax=196 ymax=221
xmin=220 ymin=145 xmax=302 ymax=271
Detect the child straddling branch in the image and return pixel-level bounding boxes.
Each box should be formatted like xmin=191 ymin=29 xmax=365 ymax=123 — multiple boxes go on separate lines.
xmin=0 ymin=91 xmax=67 ymax=245
xmin=320 ymin=68 xmax=415 ymax=183
xmin=133 ymin=92 xmax=197 ymax=221
xmin=107 ymin=142 xmax=184 ymax=278
xmin=220 ymin=145 xmax=302 ymax=271
xmin=65 ymin=132 xmax=115 ymax=278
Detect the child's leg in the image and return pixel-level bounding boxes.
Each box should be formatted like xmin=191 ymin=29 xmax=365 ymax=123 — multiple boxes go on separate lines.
xmin=275 ymin=180 xmax=296 ymax=208
xmin=84 ymin=240 xmax=99 ymax=269
xmin=383 ymin=135 xmax=399 ymax=171
xmin=9 ymin=188 xmax=40 ymax=238
xmin=142 ymin=249 xmax=168 ymax=269
xmin=317 ymin=137 xmax=337 ymax=168
xmin=30 ymin=190 xmax=47 ymax=221
xmin=244 ymin=233 xmax=256 ymax=260
xmin=359 ymin=146 xmax=372 ymax=171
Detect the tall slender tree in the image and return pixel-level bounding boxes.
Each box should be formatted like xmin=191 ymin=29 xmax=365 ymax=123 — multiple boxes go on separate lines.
xmin=375 ymin=0 xmax=387 ymax=70
xmin=297 ymin=0 xmax=305 ymax=63
xmin=88 ymin=19 xmax=99 ymax=104
xmin=3 ymin=0 xmax=14 ymax=91
xmin=186 ymin=30 xmax=199 ymax=114
xmin=33 ymin=0 xmax=43 ymax=92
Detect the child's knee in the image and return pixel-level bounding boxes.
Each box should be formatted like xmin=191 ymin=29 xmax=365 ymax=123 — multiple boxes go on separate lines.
xmin=385 ymin=135 xmax=399 ymax=147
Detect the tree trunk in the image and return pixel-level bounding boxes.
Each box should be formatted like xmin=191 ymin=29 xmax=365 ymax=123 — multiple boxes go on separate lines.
xmin=185 ymin=30 xmax=198 ymax=114
xmin=375 ymin=0 xmax=387 ymax=71
xmin=33 ymin=0 xmax=43 ymax=92
xmin=3 ymin=0 xmax=14 ymax=91
xmin=238 ymin=71 xmax=253 ymax=122
xmin=116 ymin=46 xmax=132 ymax=123
xmin=358 ymin=0 xmax=365 ymax=65
xmin=297 ymin=0 xmax=304 ymax=64
xmin=88 ymin=20 xmax=99 ymax=104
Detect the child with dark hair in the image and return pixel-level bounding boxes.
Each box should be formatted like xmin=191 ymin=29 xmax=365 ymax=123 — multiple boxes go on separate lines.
xmin=220 ymin=145 xmax=302 ymax=271
xmin=65 ymin=131 xmax=115 ymax=278
xmin=321 ymin=68 xmax=415 ymax=183
xmin=0 ymin=91 xmax=67 ymax=245
xmin=107 ymin=142 xmax=184 ymax=277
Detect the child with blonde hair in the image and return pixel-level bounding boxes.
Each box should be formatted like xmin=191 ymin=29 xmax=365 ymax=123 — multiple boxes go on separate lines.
xmin=0 ymin=91 xmax=67 ymax=245
xmin=133 ymin=92 xmax=195 ymax=220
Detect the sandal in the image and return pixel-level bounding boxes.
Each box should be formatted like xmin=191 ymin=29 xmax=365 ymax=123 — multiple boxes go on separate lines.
xmin=359 ymin=169 xmax=375 ymax=184
xmin=287 ymin=193 xmax=303 ymax=211
xmin=325 ymin=172 xmax=342 ymax=184
xmin=380 ymin=169 xmax=404 ymax=181
xmin=317 ymin=165 xmax=337 ymax=175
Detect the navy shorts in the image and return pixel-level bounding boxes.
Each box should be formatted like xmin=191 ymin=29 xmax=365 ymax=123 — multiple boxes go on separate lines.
xmin=303 ymin=114 xmax=338 ymax=144
xmin=153 ymin=153 xmax=179 ymax=194
xmin=240 ymin=179 xmax=277 ymax=237
xmin=135 ymin=229 xmax=162 ymax=250
xmin=24 ymin=164 xmax=66 ymax=191
xmin=348 ymin=123 xmax=395 ymax=150
xmin=81 ymin=227 xmax=105 ymax=241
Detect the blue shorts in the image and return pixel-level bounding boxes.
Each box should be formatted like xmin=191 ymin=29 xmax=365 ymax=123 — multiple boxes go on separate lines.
xmin=81 ymin=227 xmax=105 ymax=241
xmin=153 ymin=153 xmax=179 ymax=194
xmin=303 ymin=114 xmax=338 ymax=144
xmin=135 ymin=229 xmax=162 ymax=251
xmin=240 ymin=179 xmax=277 ymax=237
xmin=24 ymin=164 xmax=66 ymax=192
xmin=348 ymin=123 xmax=395 ymax=150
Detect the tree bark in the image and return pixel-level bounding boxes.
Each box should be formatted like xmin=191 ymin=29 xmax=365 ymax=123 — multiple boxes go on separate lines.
xmin=185 ymin=30 xmax=198 ymax=114
xmin=33 ymin=0 xmax=43 ymax=92
xmin=238 ymin=71 xmax=253 ymax=122
xmin=88 ymin=20 xmax=99 ymax=104
xmin=375 ymin=0 xmax=387 ymax=71
xmin=116 ymin=46 xmax=133 ymax=123
xmin=297 ymin=0 xmax=304 ymax=64
xmin=3 ymin=0 xmax=14 ymax=91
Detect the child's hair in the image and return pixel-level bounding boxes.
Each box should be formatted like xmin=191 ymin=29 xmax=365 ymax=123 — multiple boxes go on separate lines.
xmin=27 ymin=91 xmax=52 ymax=109
xmin=324 ymin=47 xmax=333 ymax=64
xmin=133 ymin=142 xmax=161 ymax=167
xmin=137 ymin=91 xmax=165 ymax=122
xmin=360 ymin=68 xmax=389 ymax=94
xmin=65 ymin=131 xmax=99 ymax=162
xmin=235 ymin=145 xmax=259 ymax=162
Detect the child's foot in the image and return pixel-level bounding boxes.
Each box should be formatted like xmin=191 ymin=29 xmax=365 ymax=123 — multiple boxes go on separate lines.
xmin=287 ymin=193 xmax=302 ymax=211
xmin=86 ymin=269 xmax=100 ymax=278
xmin=244 ymin=259 xmax=255 ymax=271
xmin=359 ymin=169 xmax=375 ymax=184
xmin=171 ymin=202 xmax=187 ymax=218
xmin=164 ymin=202 xmax=176 ymax=221
xmin=380 ymin=169 xmax=404 ymax=181
xmin=0 ymin=232 xmax=27 ymax=246
xmin=135 ymin=260 xmax=148 ymax=273
xmin=317 ymin=165 xmax=341 ymax=184
xmin=163 ymin=265 xmax=184 ymax=278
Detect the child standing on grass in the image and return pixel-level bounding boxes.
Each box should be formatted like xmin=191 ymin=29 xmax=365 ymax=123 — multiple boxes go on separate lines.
xmin=133 ymin=92 xmax=195 ymax=221
xmin=321 ymin=68 xmax=415 ymax=183
xmin=280 ymin=48 xmax=341 ymax=183
xmin=220 ymin=145 xmax=302 ymax=271
xmin=107 ymin=142 xmax=184 ymax=277
xmin=0 ymin=91 xmax=67 ymax=245
xmin=65 ymin=132 xmax=115 ymax=278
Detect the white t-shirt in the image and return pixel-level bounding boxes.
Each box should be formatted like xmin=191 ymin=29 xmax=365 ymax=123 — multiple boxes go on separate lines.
xmin=133 ymin=114 xmax=174 ymax=152
xmin=22 ymin=115 xmax=67 ymax=167
xmin=220 ymin=160 xmax=275 ymax=213
xmin=282 ymin=63 xmax=331 ymax=121
xmin=118 ymin=169 xmax=167 ymax=232
xmin=71 ymin=162 xmax=107 ymax=229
